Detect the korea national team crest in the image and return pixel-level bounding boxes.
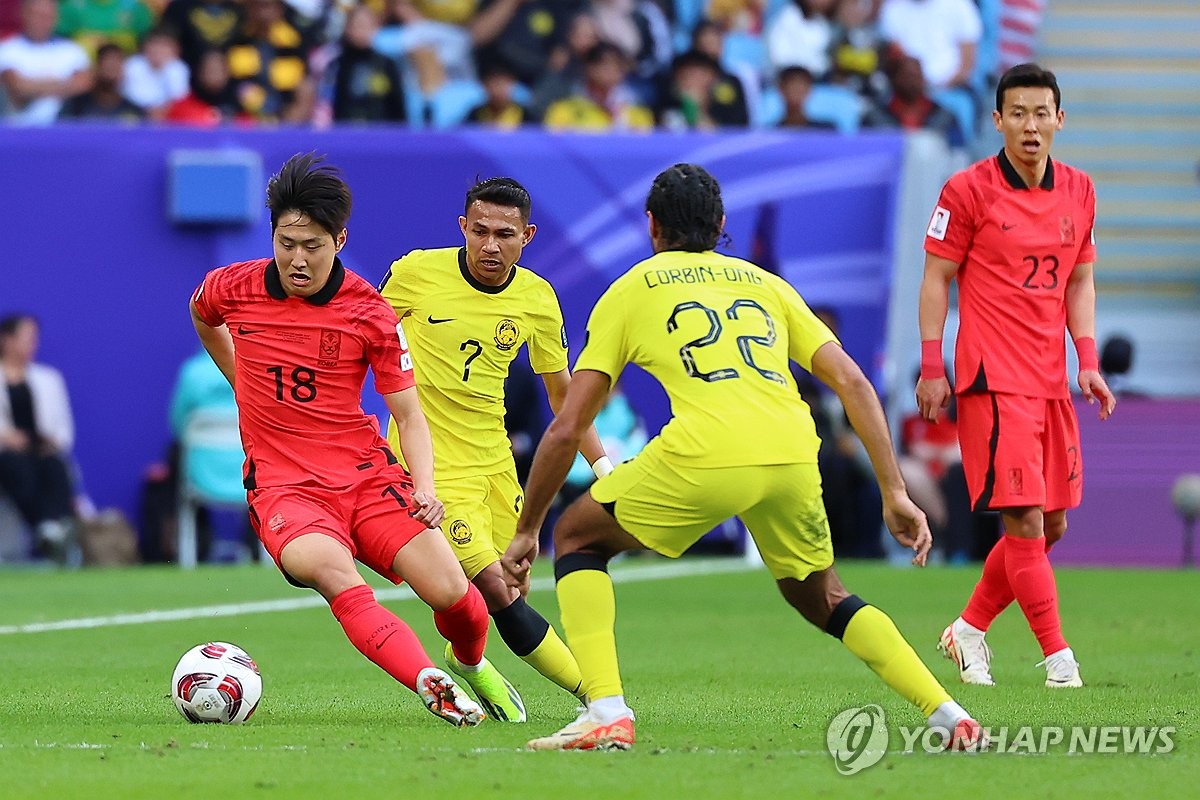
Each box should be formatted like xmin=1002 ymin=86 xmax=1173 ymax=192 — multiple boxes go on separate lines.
xmin=1060 ymin=216 xmax=1075 ymax=247
xmin=494 ymin=319 xmax=519 ymax=351
xmin=318 ymin=329 xmax=341 ymax=367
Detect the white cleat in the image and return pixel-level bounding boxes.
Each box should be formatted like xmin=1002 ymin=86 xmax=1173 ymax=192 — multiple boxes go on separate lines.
xmin=526 ymin=708 xmax=635 ymax=751
xmin=938 ymin=620 xmax=995 ymax=686
xmin=416 ymin=667 xmax=487 ymax=726
xmin=1039 ymin=649 xmax=1083 ymax=688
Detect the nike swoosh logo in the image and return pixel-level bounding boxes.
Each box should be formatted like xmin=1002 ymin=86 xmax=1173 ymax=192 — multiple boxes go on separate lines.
xmin=427 ymin=316 xmax=455 ymax=324
xmin=237 ymin=325 xmax=265 ymax=335
xmin=375 ymin=629 xmax=399 ymax=650
xmin=1001 ymin=223 xmax=1016 ymax=231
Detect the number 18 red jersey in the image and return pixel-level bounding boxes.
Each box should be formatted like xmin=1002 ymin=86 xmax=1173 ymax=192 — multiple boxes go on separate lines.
xmin=192 ymin=258 xmax=414 ymax=489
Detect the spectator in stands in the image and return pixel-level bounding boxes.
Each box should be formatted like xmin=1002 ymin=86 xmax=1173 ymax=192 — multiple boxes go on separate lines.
xmin=471 ymin=0 xmax=575 ymax=88
xmin=466 ymin=58 xmax=531 ymax=128
xmin=529 ymin=10 xmax=599 ymax=119
xmin=160 ymin=0 xmax=244 ymax=71
xmin=320 ymin=2 xmax=407 ymax=123
xmin=60 ymin=40 xmax=147 ymax=120
xmin=543 ymin=41 xmax=654 ymax=131
xmin=163 ymin=46 xmax=241 ymax=125
xmin=860 ymin=53 xmax=963 ymax=147
xmin=776 ymin=65 xmax=835 ymax=129
xmin=226 ymin=0 xmax=316 ymax=122
xmin=0 ymin=0 xmax=92 ymax=125
xmin=588 ymin=0 xmax=672 ymax=88
xmin=56 ymin=0 xmax=155 ymax=56
xmin=765 ymin=0 xmax=838 ymax=79
xmin=375 ymin=0 xmax=476 ymax=85
xmin=0 ymin=314 xmax=78 ymax=561
xmin=655 ymin=49 xmax=748 ymax=130
xmin=828 ymin=0 xmax=886 ymax=98
xmin=706 ymin=0 xmax=766 ymax=34
xmin=122 ymin=26 xmax=190 ymax=120
xmin=878 ymin=0 xmax=980 ymax=92
xmin=690 ymin=18 xmax=759 ymax=121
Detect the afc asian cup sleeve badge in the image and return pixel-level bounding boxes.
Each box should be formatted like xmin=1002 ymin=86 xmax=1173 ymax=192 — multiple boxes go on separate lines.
xmin=560 ymin=324 xmax=568 ymax=350
xmin=494 ymin=319 xmax=519 ymax=351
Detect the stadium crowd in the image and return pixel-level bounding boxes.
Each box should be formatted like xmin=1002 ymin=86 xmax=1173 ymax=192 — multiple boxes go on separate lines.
xmin=0 ymin=0 xmax=1002 ymax=145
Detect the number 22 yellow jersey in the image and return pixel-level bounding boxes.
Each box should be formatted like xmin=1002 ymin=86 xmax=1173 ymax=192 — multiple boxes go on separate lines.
xmin=379 ymin=247 xmax=569 ymax=478
xmin=575 ymin=249 xmax=837 ymax=467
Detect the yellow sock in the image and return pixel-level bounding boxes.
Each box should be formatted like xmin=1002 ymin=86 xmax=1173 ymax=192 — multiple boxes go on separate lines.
xmin=841 ymin=605 xmax=952 ymax=716
xmin=557 ymin=568 xmax=623 ymax=701
xmin=520 ymin=627 xmax=586 ymax=699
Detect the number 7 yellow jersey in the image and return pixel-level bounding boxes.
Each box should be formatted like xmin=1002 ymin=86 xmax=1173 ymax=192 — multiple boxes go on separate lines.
xmin=378 ymin=247 xmax=569 ymax=478
xmin=575 ymin=249 xmax=836 ymax=467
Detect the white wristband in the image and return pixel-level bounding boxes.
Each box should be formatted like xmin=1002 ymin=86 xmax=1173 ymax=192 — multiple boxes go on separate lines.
xmin=591 ymin=456 xmax=614 ymax=478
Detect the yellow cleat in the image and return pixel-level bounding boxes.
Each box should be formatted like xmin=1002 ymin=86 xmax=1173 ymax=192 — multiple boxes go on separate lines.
xmin=444 ymin=643 xmax=527 ymax=723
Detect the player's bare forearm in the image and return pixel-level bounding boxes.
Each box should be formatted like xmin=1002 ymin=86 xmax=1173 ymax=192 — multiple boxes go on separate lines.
xmin=813 ymin=344 xmax=907 ymax=499
xmin=543 ymin=368 xmax=608 ymax=467
xmin=383 ymin=389 xmax=436 ymax=492
xmin=917 ymin=255 xmax=957 ymax=342
xmin=1065 ymin=261 xmax=1097 ymax=341
xmin=190 ymin=302 xmax=236 ymax=386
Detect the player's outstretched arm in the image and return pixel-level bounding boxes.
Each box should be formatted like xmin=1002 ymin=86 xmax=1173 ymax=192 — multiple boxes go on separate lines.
xmin=812 ymin=342 xmax=932 ymax=566
xmin=915 ymin=253 xmax=959 ymax=423
xmin=1065 ymin=261 xmax=1117 ymax=421
xmin=190 ymin=300 xmax=235 ymax=388
xmin=501 ymin=369 xmax=612 ymax=592
xmin=541 ymin=368 xmax=613 ymax=477
xmin=383 ymin=387 xmax=445 ymax=529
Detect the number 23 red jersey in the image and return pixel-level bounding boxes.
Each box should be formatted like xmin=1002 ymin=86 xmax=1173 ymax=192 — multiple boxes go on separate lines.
xmin=192 ymin=258 xmax=414 ymax=489
xmin=925 ymin=151 xmax=1097 ymax=399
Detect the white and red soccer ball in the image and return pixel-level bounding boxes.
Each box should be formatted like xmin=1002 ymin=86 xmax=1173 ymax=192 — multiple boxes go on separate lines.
xmin=171 ymin=642 xmax=263 ymax=724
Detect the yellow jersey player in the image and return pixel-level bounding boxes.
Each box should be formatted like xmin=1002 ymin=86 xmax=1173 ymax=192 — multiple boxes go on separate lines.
xmin=379 ymin=177 xmax=608 ymax=722
xmin=502 ymin=163 xmax=988 ymax=752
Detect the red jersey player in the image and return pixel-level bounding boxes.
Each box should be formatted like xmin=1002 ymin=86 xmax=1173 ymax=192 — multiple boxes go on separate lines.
xmin=916 ymin=64 xmax=1116 ymax=688
xmin=189 ymin=153 xmax=511 ymax=726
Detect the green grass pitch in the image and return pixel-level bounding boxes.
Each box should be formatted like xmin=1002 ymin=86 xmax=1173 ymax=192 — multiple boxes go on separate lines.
xmin=0 ymin=557 xmax=1195 ymax=798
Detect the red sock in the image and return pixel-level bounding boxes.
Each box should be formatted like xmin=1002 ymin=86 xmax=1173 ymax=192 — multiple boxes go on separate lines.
xmin=1002 ymin=533 xmax=1068 ymax=656
xmin=961 ymin=536 xmax=1013 ymax=631
xmin=330 ymin=585 xmax=432 ymax=691
xmin=433 ymin=583 xmax=488 ymax=667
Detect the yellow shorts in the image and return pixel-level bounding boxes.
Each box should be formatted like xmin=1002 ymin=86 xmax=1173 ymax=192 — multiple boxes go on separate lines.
xmin=590 ymin=451 xmax=833 ymax=581
xmin=437 ymin=470 xmax=523 ymax=579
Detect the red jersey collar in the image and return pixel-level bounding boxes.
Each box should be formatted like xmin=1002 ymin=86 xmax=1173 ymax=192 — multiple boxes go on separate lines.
xmin=998 ymin=149 xmax=1055 ymax=190
xmin=264 ymin=257 xmax=346 ymax=305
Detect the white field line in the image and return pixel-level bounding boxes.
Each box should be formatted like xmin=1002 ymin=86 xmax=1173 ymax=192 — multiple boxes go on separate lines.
xmin=0 ymin=558 xmax=758 ymax=636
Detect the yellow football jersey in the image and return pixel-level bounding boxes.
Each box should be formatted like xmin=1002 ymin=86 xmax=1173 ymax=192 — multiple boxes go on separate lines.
xmin=575 ymin=249 xmax=837 ymax=467
xmin=379 ymin=247 xmax=568 ymax=478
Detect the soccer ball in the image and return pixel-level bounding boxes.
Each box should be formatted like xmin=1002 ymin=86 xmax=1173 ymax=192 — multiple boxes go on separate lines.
xmin=171 ymin=642 xmax=263 ymax=724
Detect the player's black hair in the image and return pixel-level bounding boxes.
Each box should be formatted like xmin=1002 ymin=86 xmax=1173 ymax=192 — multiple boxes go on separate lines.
xmin=266 ymin=153 xmax=352 ymax=237
xmin=995 ymin=63 xmax=1061 ymax=113
xmin=645 ymin=163 xmax=727 ymax=252
xmin=464 ymin=177 xmax=532 ymax=223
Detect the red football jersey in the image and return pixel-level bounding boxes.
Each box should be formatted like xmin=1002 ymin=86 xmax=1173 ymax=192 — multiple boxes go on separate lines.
xmin=192 ymin=258 xmax=415 ymax=489
xmin=925 ymin=151 xmax=1097 ymax=399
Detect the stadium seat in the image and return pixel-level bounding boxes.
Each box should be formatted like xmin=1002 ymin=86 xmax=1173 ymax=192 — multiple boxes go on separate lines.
xmin=426 ymin=80 xmax=487 ymax=129
xmin=176 ymin=409 xmax=246 ymax=569
xmin=807 ymin=84 xmax=864 ymax=134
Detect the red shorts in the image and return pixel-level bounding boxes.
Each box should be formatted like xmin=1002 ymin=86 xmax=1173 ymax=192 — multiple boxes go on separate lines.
xmin=247 ymin=464 xmax=425 ymax=585
xmin=956 ymin=392 xmax=1082 ymax=513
